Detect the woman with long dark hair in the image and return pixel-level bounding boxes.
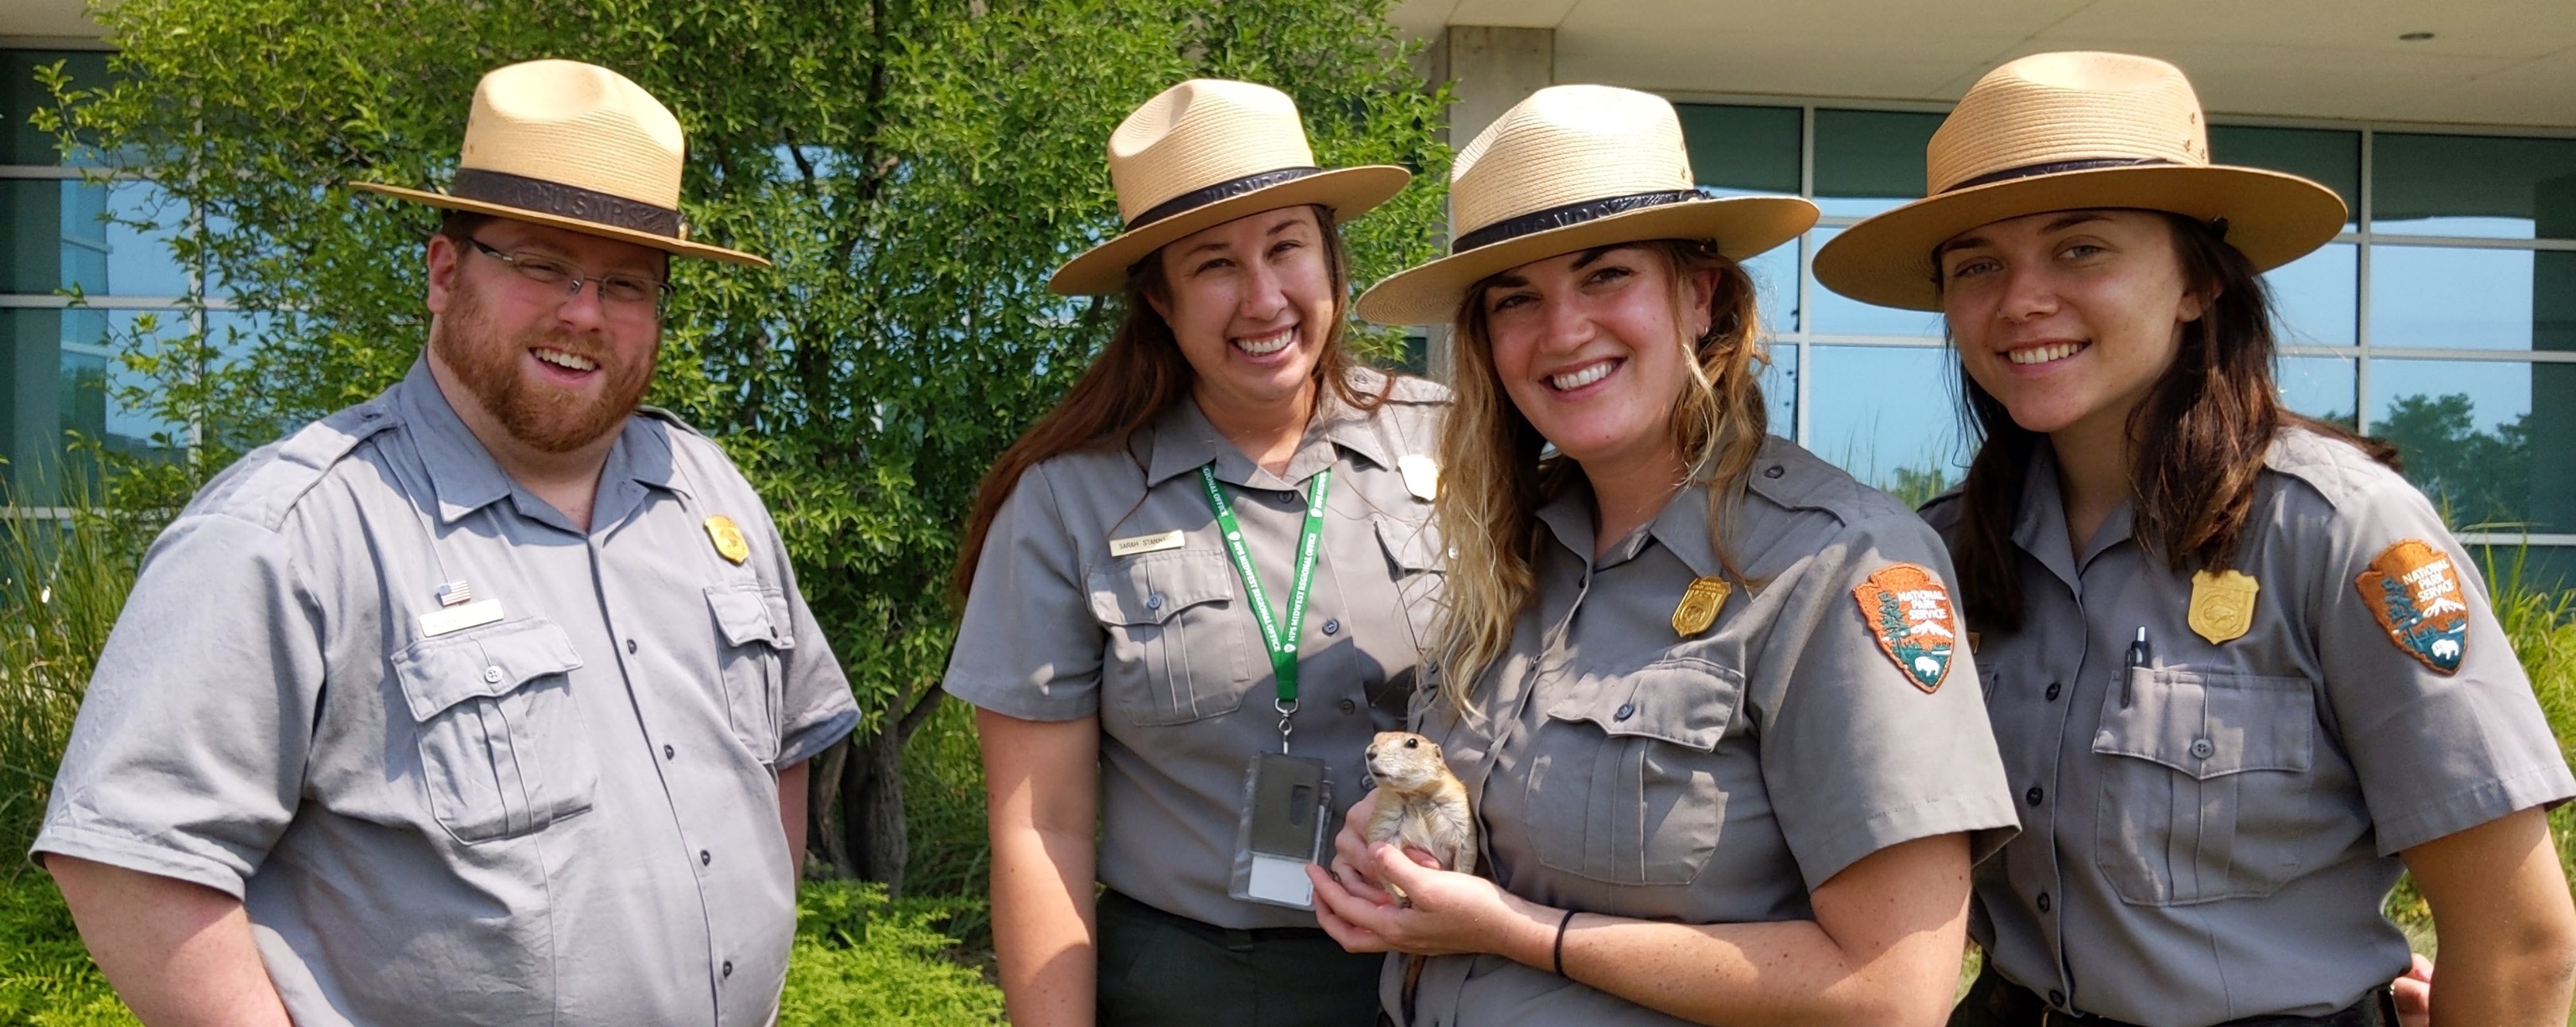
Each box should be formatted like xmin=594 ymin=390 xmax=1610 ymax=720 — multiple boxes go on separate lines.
xmin=1814 ymin=51 xmax=2576 ymax=1027
xmin=942 ymin=79 xmax=1446 ymax=1025
xmin=1307 ymin=83 xmax=2020 ymax=1027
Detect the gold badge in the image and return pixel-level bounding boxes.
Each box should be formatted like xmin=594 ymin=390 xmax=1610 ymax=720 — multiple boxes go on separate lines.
xmin=1398 ymin=454 xmax=1440 ymax=502
xmin=2187 ymin=569 xmax=2260 ymax=644
xmin=1672 ymin=576 xmax=1731 ymax=636
xmin=704 ymin=515 xmax=750 ymax=565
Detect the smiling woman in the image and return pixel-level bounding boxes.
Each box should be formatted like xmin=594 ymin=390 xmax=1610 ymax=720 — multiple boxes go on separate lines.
xmin=1320 ymin=83 xmax=2018 ymax=1027
xmin=1814 ymin=51 xmax=2576 ymax=1027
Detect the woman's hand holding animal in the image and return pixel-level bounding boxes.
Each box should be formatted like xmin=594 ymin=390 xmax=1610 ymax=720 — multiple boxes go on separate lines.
xmin=1312 ymin=842 xmax=1555 ymax=963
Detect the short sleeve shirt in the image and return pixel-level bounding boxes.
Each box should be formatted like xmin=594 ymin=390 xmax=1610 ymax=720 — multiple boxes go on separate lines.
xmin=942 ymin=368 xmax=1449 ymax=929
xmin=1924 ymin=427 xmax=2576 ymax=1026
xmin=33 ymin=360 xmax=859 ymax=1027
xmin=1398 ymin=438 xmax=2020 ymax=1027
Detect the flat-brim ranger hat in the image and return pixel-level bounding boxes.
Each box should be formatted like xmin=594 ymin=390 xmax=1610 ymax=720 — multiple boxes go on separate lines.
xmin=1355 ymin=84 xmax=1817 ymax=327
xmin=353 ymin=60 xmax=768 ymax=267
xmin=1812 ymin=51 xmax=2346 ymax=311
xmin=1048 ymin=79 xmax=1411 ymax=295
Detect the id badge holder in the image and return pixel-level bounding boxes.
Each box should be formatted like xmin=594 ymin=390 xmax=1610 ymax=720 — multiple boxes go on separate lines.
xmin=1228 ymin=751 xmax=1333 ymax=909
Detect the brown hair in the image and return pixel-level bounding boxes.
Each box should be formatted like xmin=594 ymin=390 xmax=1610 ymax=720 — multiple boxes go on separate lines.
xmin=1945 ymin=211 xmax=2397 ymax=631
xmin=1433 ymin=239 xmax=1767 ymax=712
xmin=952 ymin=205 xmax=1380 ymax=597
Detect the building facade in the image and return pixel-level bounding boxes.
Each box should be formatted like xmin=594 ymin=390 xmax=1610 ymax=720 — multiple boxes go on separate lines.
xmin=3 ymin=2 xmax=2572 ymax=576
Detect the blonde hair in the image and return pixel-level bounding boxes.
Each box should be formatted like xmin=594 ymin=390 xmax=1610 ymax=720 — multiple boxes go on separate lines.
xmin=1430 ymin=239 xmax=1767 ymax=713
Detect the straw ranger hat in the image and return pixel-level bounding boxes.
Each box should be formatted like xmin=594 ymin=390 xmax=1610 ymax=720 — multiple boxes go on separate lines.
xmin=1812 ymin=51 xmax=2346 ymax=311
xmin=1048 ymin=79 xmax=1411 ymax=295
xmin=1354 ymin=84 xmax=1817 ymax=327
xmin=354 ymin=60 xmax=767 ymax=267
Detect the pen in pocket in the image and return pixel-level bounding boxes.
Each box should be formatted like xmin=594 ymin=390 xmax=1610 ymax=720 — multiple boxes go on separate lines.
xmin=2122 ymin=627 xmax=2149 ymax=707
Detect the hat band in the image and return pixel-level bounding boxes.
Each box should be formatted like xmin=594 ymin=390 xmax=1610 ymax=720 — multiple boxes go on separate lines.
xmin=1125 ymin=167 xmax=1322 ymax=231
xmin=452 ymin=168 xmax=683 ymax=237
xmin=1940 ymin=156 xmax=2180 ymax=194
xmin=1451 ymin=188 xmax=1702 ymax=255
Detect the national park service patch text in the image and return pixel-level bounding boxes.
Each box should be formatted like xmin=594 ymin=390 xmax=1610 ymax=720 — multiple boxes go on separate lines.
xmin=2354 ymin=539 xmax=2470 ymax=674
xmin=1852 ymin=562 xmax=1958 ymax=693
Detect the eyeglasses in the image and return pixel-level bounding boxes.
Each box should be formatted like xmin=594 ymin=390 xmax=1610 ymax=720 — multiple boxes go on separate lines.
xmin=465 ymin=237 xmax=674 ymax=315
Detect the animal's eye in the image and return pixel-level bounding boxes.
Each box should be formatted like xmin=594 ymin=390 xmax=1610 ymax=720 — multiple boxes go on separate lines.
xmin=1403 ymin=738 xmax=1420 ymax=748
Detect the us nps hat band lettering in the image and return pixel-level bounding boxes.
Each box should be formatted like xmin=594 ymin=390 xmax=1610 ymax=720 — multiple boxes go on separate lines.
xmin=1126 ymin=167 xmax=1322 ymax=231
xmin=1450 ymin=188 xmax=1704 ymax=254
xmin=451 ymin=168 xmax=683 ymax=238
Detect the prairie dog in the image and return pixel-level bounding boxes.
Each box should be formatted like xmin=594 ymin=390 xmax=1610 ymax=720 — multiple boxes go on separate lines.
xmin=1363 ymin=731 xmax=1476 ymax=902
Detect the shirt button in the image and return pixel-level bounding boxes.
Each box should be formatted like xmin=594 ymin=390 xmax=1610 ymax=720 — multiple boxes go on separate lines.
xmin=721 ymin=960 xmax=733 ymax=979
xmin=663 ymin=744 xmax=675 ymax=760
xmin=699 ymin=850 xmax=712 ymax=867
xmin=2191 ymin=738 xmax=2215 ymax=759
xmin=2025 ymin=786 xmax=2044 ymax=807
xmin=1762 ymin=465 xmax=1784 ymax=479
xmin=2044 ymin=681 xmax=2061 ymax=701
xmin=482 ymin=666 xmax=503 ymax=684
xmin=625 ymin=639 xmax=638 ymax=654
xmin=1615 ymin=703 xmax=1635 ymax=721
xmin=1146 ymin=593 xmax=1163 ymax=611
xmin=2036 ymin=891 xmax=2052 ymax=913
xmin=1322 ymin=618 xmax=1340 ymax=635
xmin=1337 ymin=698 xmax=1357 ymax=713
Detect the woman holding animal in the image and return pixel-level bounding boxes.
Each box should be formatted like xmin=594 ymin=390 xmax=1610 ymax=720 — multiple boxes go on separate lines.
xmin=943 ymin=79 xmax=1450 ymax=1025
xmin=1307 ymin=83 xmax=2022 ymax=1026
xmin=1810 ymin=51 xmax=2576 ymax=1027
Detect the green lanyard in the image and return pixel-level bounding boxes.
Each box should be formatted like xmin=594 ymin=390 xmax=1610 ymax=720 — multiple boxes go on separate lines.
xmin=1197 ymin=463 xmax=1331 ymax=751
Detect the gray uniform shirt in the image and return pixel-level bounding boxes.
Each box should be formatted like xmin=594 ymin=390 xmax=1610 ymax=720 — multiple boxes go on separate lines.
xmin=944 ymin=368 xmax=1449 ymax=929
xmin=34 ymin=361 xmax=859 ymax=1027
xmin=1923 ymin=427 xmax=2576 ymax=1026
xmin=1398 ymin=439 xmax=2020 ymax=1027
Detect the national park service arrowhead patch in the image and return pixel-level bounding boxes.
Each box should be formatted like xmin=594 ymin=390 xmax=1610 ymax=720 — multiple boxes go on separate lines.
xmin=2354 ymin=539 xmax=2470 ymax=674
xmin=1852 ymin=562 xmax=1958 ymax=693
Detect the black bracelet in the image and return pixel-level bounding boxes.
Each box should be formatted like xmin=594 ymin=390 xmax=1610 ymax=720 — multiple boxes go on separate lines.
xmin=1552 ymin=909 xmax=1578 ymax=976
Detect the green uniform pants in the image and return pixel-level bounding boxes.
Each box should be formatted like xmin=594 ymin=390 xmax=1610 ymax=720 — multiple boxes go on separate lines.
xmin=1097 ymin=889 xmax=1387 ymax=1026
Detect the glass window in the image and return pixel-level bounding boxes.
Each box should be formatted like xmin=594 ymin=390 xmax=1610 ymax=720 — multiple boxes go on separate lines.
xmin=2266 ymin=241 xmax=2357 ymax=346
xmin=1740 ymin=235 xmax=1799 ymax=334
xmin=1805 ymin=225 xmax=1944 ymax=337
xmin=1758 ymin=342 xmax=1797 ymax=442
xmin=0 ymin=178 xmax=195 ymax=298
xmin=2208 ymin=125 xmax=2360 ymax=228
xmin=2 ymin=50 xmax=110 ymax=166
xmin=2368 ymin=245 xmax=2575 ymax=352
xmin=2278 ymin=353 xmax=2357 ymax=424
xmin=1807 ymin=344 xmax=1966 ymax=500
xmin=1677 ymin=103 xmax=1799 ymax=197
xmin=2373 ymin=133 xmax=2576 ymax=240
xmin=1812 ymin=109 xmax=1941 ymax=218
xmin=2368 ymin=358 xmax=2574 ymax=535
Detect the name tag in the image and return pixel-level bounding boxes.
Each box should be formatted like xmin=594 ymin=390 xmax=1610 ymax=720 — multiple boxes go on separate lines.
xmin=1108 ymin=530 xmax=1186 ymax=558
xmin=420 ymin=600 xmax=505 ymax=637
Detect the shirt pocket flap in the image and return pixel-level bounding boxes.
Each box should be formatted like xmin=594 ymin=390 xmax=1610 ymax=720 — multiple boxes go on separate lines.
xmin=1375 ymin=515 xmax=1445 ymax=573
xmin=2094 ymin=668 xmax=2315 ymax=780
xmin=706 ymin=585 xmax=797 ymax=649
xmin=393 ymin=618 xmax=586 ymax=722
xmin=1088 ymin=550 xmax=1236 ymax=627
xmin=1545 ymin=656 xmax=1741 ymax=752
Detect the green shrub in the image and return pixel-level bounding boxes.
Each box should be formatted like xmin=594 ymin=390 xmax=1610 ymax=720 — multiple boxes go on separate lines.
xmin=0 ymin=875 xmax=134 ymax=1026
xmin=0 ymin=473 xmax=149 ymax=859
xmin=779 ymin=881 xmax=1004 ymax=1025
xmin=901 ymin=694 xmax=993 ymax=955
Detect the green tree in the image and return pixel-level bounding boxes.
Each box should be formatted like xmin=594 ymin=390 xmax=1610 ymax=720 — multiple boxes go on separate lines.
xmin=2370 ymin=392 xmax=2532 ymax=531
xmin=38 ymin=0 xmax=1449 ymax=893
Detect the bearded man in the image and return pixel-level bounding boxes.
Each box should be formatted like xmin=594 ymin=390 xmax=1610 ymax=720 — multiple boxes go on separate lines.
xmin=33 ymin=60 xmax=855 ymax=1027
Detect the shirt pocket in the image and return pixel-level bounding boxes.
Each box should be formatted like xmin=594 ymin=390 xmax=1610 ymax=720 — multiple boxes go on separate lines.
xmin=1523 ymin=656 xmax=1741 ymax=886
xmin=707 ymin=584 xmax=796 ymax=763
xmin=1375 ymin=514 xmax=1447 ymax=653
xmin=1088 ymin=549 xmax=1251 ymax=727
xmin=2091 ymin=667 xmax=2319 ymax=905
xmin=391 ymin=617 xmax=598 ymax=844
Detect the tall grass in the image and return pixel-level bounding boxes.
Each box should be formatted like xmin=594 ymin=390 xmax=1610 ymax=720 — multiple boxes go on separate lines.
xmin=0 ymin=475 xmax=147 ymax=864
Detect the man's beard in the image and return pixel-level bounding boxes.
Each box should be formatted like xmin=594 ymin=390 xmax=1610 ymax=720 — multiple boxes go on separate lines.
xmin=430 ymin=283 xmax=655 ymax=454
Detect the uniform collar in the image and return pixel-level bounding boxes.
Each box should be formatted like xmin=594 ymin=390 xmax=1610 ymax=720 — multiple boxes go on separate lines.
xmin=393 ymin=357 xmax=685 ymax=527
xmin=1142 ymin=368 xmax=1397 ymax=489
xmin=2010 ymin=443 xmax=2134 ymax=583
xmin=1532 ymin=473 xmax=1723 ymax=578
